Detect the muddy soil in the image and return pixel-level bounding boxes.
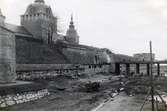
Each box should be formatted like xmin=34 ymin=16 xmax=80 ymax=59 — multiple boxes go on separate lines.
xmin=1 ymin=74 xmax=167 ymax=111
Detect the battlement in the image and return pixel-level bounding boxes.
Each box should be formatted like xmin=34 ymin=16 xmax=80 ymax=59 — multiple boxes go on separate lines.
xmin=21 ymin=13 xmax=55 ymax=22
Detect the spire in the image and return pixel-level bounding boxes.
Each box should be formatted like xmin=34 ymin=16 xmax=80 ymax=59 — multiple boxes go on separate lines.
xmin=70 ymin=14 xmax=74 ymax=25
xmin=66 ymin=14 xmax=79 ymax=44
xmin=35 ymin=0 xmax=45 ymax=3
xmin=69 ymin=14 xmax=75 ymax=29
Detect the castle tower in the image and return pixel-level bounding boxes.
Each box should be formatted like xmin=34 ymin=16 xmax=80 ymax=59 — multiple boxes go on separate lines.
xmin=0 ymin=9 xmax=5 ymax=26
xmin=0 ymin=9 xmax=16 ymax=83
xmin=21 ymin=0 xmax=57 ymax=44
xmin=66 ymin=15 xmax=79 ymax=44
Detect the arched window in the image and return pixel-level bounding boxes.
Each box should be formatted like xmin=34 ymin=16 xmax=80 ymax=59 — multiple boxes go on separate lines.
xmin=89 ymin=65 xmax=91 ymax=69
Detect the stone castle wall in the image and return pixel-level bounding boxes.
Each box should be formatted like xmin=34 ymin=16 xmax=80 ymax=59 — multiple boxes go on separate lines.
xmin=61 ymin=46 xmax=109 ymax=64
xmin=62 ymin=48 xmax=95 ymax=64
xmin=16 ymin=64 xmax=112 ymax=81
xmin=21 ymin=18 xmax=43 ymax=40
xmin=21 ymin=14 xmax=57 ymax=43
xmin=15 ymin=37 xmax=68 ymax=64
xmin=0 ymin=27 xmax=16 ymax=83
xmin=82 ymin=64 xmax=111 ymax=74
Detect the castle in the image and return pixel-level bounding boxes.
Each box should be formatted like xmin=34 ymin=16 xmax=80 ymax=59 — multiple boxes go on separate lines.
xmin=0 ymin=0 xmax=112 ymax=82
xmin=20 ymin=0 xmax=79 ymax=44
xmin=0 ymin=0 xmax=161 ymax=108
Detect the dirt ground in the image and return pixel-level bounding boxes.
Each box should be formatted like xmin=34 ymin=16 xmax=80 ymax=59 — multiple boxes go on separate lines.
xmin=1 ymin=73 xmax=167 ymax=111
xmin=93 ymin=76 xmax=167 ymax=111
xmin=1 ymin=73 xmax=120 ymax=111
xmin=91 ymin=92 xmax=155 ymax=111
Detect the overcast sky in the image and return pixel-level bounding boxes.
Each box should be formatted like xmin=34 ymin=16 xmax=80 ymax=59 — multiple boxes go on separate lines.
xmin=0 ymin=0 xmax=167 ymax=60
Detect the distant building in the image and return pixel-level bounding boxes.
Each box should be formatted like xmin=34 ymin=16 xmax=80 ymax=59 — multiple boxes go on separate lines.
xmin=133 ymin=53 xmax=155 ymax=61
xmin=112 ymin=54 xmax=136 ymax=62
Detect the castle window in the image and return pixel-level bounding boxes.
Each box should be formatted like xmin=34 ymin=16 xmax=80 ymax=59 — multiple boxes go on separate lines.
xmin=89 ymin=65 xmax=91 ymax=69
xmin=99 ymin=65 xmax=102 ymax=68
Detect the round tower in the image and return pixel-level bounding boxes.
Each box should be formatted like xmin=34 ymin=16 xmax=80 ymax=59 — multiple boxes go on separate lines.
xmin=21 ymin=0 xmax=57 ymax=44
xmin=0 ymin=9 xmax=16 ymax=83
xmin=66 ymin=15 xmax=79 ymax=44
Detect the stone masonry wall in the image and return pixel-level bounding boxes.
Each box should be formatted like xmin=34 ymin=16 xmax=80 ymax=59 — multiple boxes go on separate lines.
xmin=0 ymin=27 xmax=16 ymax=83
xmin=82 ymin=65 xmax=111 ymax=74
xmin=15 ymin=37 xmax=68 ymax=64
xmin=16 ymin=64 xmax=111 ymax=81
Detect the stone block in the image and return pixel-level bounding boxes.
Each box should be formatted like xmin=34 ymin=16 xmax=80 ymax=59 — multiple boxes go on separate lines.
xmin=6 ymin=100 xmax=15 ymax=106
xmin=0 ymin=102 xmax=6 ymax=107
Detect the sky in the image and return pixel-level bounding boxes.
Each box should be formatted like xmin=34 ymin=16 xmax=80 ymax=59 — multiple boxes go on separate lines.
xmin=0 ymin=0 xmax=167 ymax=60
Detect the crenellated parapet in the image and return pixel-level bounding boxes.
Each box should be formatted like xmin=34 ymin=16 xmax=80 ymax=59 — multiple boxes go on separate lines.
xmin=21 ymin=13 xmax=55 ymax=22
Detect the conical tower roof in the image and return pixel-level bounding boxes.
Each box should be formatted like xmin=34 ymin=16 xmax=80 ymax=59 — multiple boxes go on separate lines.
xmin=69 ymin=14 xmax=75 ymax=29
xmin=35 ymin=0 xmax=45 ymax=3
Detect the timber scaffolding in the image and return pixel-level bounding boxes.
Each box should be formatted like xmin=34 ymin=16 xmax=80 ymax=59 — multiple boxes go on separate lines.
xmin=101 ymin=60 xmax=167 ymax=76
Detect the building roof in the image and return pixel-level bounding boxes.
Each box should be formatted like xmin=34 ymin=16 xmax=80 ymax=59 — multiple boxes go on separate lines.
xmin=4 ymin=23 xmax=32 ymax=37
xmin=24 ymin=0 xmax=53 ymax=16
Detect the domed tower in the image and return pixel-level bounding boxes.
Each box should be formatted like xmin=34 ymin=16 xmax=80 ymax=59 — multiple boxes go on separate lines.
xmin=21 ymin=0 xmax=57 ymax=44
xmin=0 ymin=9 xmax=5 ymax=26
xmin=65 ymin=15 xmax=79 ymax=44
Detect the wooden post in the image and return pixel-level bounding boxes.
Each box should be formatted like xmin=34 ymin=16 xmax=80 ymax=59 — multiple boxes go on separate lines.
xmin=156 ymin=97 xmax=159 ymax=111
xmin=126 ymin=64 xmax=130 ymax=75
xmin=115 ymin=63 xmax=120 ymax=75
xmin=147 ymin=64 xmax=150 ymax=76
xmin=136 ymin=64 xmax=140 ymax=74
xmin=157 ymin=64 xmax=160 ymax=76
